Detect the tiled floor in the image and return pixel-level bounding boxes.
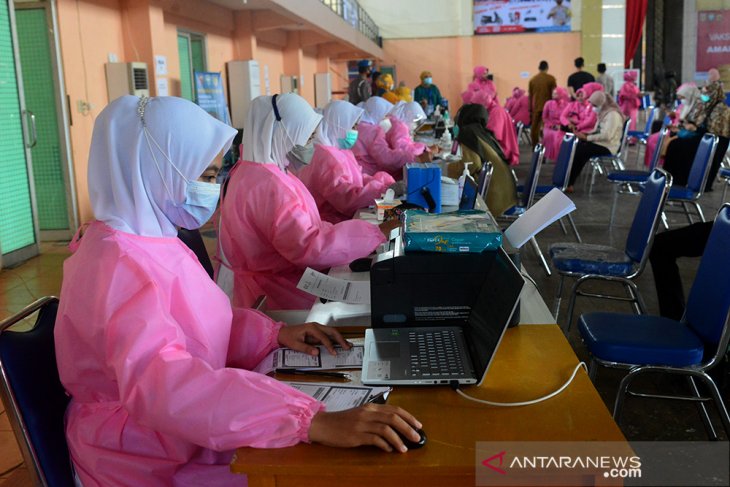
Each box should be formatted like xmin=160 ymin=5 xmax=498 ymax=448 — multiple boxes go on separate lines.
xmin=0 ymin=143 xmax=728 ymax=485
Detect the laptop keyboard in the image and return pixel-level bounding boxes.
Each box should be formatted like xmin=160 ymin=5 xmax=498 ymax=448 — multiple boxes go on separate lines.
xmin=408 ymin=329 xmax=465 ymax=378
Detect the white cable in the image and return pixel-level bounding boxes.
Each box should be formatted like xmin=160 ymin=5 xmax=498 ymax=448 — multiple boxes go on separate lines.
xmin=454 ymin=362 xmax=588 ymax=407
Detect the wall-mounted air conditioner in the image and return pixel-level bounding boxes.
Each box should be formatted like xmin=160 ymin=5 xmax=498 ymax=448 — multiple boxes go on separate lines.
xmin=105 ymin=62 xmax=150 ymax=102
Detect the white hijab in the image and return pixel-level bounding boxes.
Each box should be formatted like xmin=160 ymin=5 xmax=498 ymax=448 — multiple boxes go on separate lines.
xmin=389 ymin=101 xmax=427 ymax=124
xmin=360 ymin=96 xmax=394 ymax=125
xmin=314 ymin=100 xmax=364 ymax=147
xmin=88 ymin=95 xmax=236 ymax=238
xmin=242 ymin=94 xmax=322 ymax=171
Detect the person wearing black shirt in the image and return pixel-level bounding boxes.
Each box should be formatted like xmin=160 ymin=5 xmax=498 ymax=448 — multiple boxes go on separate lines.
xmin=567 ymin=57 xmax=595 ymax=99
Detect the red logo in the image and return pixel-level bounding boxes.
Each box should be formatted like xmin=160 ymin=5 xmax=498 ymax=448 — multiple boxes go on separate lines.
xmin=482 ymin=451 xmax=507 ymax=475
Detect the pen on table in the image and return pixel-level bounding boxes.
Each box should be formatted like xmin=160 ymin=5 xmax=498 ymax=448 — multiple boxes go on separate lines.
xmin=275 ymin=369 xmax=351 ymax=380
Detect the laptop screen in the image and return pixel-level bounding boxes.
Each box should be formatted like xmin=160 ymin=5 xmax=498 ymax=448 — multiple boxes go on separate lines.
xmin=463 ymin=249 xmax=524 ymax=381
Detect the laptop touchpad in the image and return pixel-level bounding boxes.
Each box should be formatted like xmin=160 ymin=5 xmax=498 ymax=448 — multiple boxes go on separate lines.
xmin=374 ymin=341 xmax=400 ymax=358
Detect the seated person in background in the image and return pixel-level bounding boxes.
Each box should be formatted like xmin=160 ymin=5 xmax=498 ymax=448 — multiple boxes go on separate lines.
xmin=56 ymin=95 xmax=422 ymax=487
xmin=560 ymin=86 xmax=599 ymax=134
xmin=542 ymin=87 xmax=571 ymax=161
xmin=386 ymin=101 xmax=428 ymax=157
xmin=294 ymin=100 xmax=395 ymax=224
xmin=414 ymin=70 xmax=442 ymax=115
xmin=376 ymin=73 xmax=400 ymax=104
xmin=644 ymin=83 xmax=694 ymax=168
xmin=395 ymin=81 xmax=413 ymax=102
xmin=650 ymin=222 xmax=714 ymax=320
xmin=352 ymin=96 xmax=431 ymax=177
xmin=568 ymin=91 xmax=625 ymax=190
xmin=217 ymin=94 xmax=396 ymax=310
xmin=690 ymin=77 xmax=730 ymax=191
xmin=506 ymin=87 xmax=531 ymax=126
xmin=662 ymin=83 xmax=705 ymax=186
xmin=447 ymin=104 xmax=517 ymax=216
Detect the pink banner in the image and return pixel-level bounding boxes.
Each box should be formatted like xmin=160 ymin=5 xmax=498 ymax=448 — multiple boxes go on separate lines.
xmin=697 ymin=10 xmax=730 ymax=72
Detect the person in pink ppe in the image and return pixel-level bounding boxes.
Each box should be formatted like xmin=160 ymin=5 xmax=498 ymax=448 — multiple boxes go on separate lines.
xmin=507 ymin=87 xmax=531 ymax=126
xmin=294 ymin=100 xmax=395 ymax=223
xmin=386 ymin=101 xmax=428 ymax=157
xmin=54 ymin=95 xmax=422 ymax=487
xmin=619 ymin=71 xmax=641 ymax=131
xmin=470 ymin=65 xmax=499 ymax=103
xmin=217 ymin=94 xmax=394 ymax=310
xmin=352 ymin=96 xmax=430 ymax=177
xmin=560 ymin=86 xmax=599 ymax=134
xmin=644 ymin=83 xmax=696 ymax=167
xmin=542 ymin=87 xmax=571 ymax=161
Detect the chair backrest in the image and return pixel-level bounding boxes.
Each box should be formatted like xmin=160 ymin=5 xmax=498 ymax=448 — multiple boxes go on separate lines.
xmin=624 ymin=168 xmax=672 ymax=272
xmin=684 ymin=204 xmax=730 ymax=354
xmin=647 ymin=128 xmax=668 ymax=171
xmin=552 ymin=133 xmax=577 ymax=189
xmin=476 ymin=161 xmax=493 ymax=200
xmin=0 ymin=297 xmax=75 ymax=487
xmin=643 ymin=107 xmax=657 ymax=137
xmin=523 ymin=144 xmax=544 ymax=208
xmin=177 ymin=228 xmax=214 ymax=279
xmin=641 ymin=95 xmax=652 ymax=110
xmin=685 ymin=133 xmax=718 ymax=195
xmin=615 ymin=118 xmax=632 ymax=160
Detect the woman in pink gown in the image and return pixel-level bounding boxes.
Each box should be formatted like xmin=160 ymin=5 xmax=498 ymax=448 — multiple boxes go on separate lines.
xmin=542 ymin=87 xmax=570 ymax=160
xmin=619 ymin=71 xmax=641 ymax=131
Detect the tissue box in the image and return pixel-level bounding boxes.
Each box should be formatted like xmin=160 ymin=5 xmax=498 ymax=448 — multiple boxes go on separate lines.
xmin=375 ymin=198 xmax=401 ymax=221
xmin=402 ymin=209 xmax=502 ymax=253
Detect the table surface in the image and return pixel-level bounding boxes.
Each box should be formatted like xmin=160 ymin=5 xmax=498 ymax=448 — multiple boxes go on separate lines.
xmin=231 ymin=325 xmax=626 ymax=485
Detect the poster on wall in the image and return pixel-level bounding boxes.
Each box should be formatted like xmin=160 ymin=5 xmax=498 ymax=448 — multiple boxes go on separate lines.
xmin=474 ymin=0 xmax=572 ymax=35
xmin=696 ymin=10 xmax=730 ymax=77
xmin=194 ymin=71 xmax=231 ymax=125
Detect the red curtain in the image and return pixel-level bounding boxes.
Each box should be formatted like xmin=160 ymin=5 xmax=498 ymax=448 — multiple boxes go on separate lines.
xmin=625 ymin=0 xmax=648 ymax=68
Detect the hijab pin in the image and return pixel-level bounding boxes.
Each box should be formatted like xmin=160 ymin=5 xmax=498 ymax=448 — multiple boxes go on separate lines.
xmin=137 ymin=96 xmax=150 ymax=125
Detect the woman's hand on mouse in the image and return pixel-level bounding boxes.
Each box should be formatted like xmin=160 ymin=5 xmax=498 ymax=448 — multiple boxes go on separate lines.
xmin=308 ymin=404 xmax=422 ymax=453
xmin=277 ymin=323 xmax=351 ymax=356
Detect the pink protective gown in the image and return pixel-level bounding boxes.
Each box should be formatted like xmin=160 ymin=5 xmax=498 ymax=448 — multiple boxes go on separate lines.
xmin=644 ymin=111 xmax=678 ymax=167
xmin=386 ymin=117 xmax=426 ymax=157
xmin=486 ymin=97 xmax=520 ymax=166
xmin=542 ymin=88 xmax=570 ymax=160
xmin=508 ymin=88 xmax=531 ymax=126
xmin=219 ymin=160 xmax=385 ymax=310
xmin=57 ymin=222 xmax=321 ymax=486
xmin=297 ymin=144 xmax=394 ymax=223
xmin=619 ymin=73 xmax=641 ymax=131
xmin=352 ymin=121 xmax=416 ymax=176
xmin=55 ymin=95 xmax=323 ymax=487
xmin=560 ymin=90 xmax=598 ymax=134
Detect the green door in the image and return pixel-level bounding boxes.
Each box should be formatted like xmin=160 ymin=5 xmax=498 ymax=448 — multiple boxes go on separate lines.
xmin=15 ymin=7 xmax=70 ymax=234
xmin=0 ymin=0 xmax=39 ymax=266
xmin=178 ymin=33 xmax=193 ymax=100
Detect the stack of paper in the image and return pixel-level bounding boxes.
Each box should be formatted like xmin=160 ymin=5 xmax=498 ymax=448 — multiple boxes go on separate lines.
xmin=504 ymin=188 xmax=576 ymax=249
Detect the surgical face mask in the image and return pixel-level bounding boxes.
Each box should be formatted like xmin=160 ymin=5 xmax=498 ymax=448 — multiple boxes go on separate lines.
xmin=700 ymin=94 xmax=711 ymax=103
xmin=379 ymin=118 xmax=392 ymax=133
xmin=424 ymin=77 xmax=433 ymax=85
xmin=591 ymin=105 xmax=600 ymax=114
xmin=140 ymin=105 xmax=221 ymax=229
xmin=287 ymin=142 xmax=315 ymax=167
xmin=337 ymin=129 xmax=358 ymax=149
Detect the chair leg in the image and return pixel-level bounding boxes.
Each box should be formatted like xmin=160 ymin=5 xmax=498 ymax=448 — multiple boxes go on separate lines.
xmin=624 ymin=281 xmax=647 ymax=315
xmin=699 ymin=372 xmax=730 ymax=437
xmin=565 ymin=277 xmax=583 ymax=334
xmin=661 ymin=211 xmax=669 ymax=230
xmin=609 ymin=187 xmax=619 ymax=227
xmin=687 ymin=376 xmax=718 ymax=441
xmin=681 ymin=201 xmax=694 ymax=224
xmin=553 ymin=275 xmax=565 ymax=322
xmin=567 ymin=214 xmax=582 ymax=243
xmin=558 ymin=217 xmax=568 ymax=235
xmin=613 ymin=368 xmax=641 ymax=424
xmin=723 ymin=182 xmax=728 ymax=203
xmin=529 ymin=237 xmax=551 ymax=276
xmin=588 ymin=358 xmax=598 ymax=382
xmin=693 ymin=201 xmax=706 ymax=223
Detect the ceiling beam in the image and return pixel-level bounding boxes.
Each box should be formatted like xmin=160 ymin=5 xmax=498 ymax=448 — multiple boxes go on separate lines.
xmin=299 ymin=30 xmax=332 ymax=47
xmin=253 ymin=10 xmax=302 ymax=32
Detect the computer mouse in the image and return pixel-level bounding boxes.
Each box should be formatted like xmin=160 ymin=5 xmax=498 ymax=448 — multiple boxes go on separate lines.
xmin=398 ymin=428 xmax=427 ymax=450
xmin=349 ymin=257 xmax=372 ymax=273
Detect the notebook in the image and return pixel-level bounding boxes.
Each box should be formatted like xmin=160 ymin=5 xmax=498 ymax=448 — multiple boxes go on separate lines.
xmin=362 ymin=248 xmax=524 ymax=386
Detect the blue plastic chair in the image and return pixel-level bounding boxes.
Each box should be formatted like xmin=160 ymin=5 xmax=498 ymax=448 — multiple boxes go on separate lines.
xmin=533 ymin=134 xmax=581 ymax=243
xmin=0 ymin=297 xmax=75 ymax=486
xmin=606 ymin=128 xmax=668 ymax=227
xmin=586 ymin=118 xmax=631 ymax=193
xmin=720 ymin=166 xmax=730 ymax=202
xmin=663 ymin=133 xmax=718 ymax=226
xmin=549 ymin=169 xmax=672 ymax=330
xmin=500 ymin=144 xmax=551 ymax=275
xmin=578 ymin=204 xmax=730 ymax=439
xmin=640 ymin=94 xmax=653 ymax=111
